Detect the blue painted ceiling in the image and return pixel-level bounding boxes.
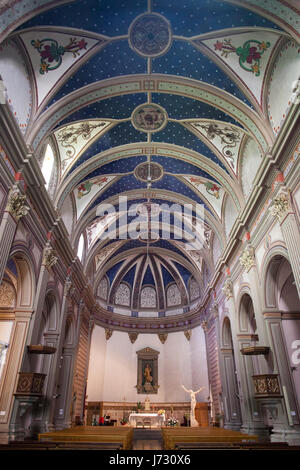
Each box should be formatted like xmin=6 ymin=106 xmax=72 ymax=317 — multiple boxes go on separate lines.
xmin=15 ymin=0 xmax=281 ymax=282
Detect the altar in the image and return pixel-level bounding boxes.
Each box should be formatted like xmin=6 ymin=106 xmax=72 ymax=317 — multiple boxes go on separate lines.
xmin=129 ymin=412 xmax=165 ymax=428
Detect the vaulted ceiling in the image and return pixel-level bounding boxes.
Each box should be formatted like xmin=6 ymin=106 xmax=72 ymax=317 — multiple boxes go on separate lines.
xmin=1 ymin=0 xmax=299 ymax=328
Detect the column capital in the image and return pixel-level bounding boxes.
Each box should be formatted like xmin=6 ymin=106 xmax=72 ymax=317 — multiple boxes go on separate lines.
xmin=269 ymin=188 xmax=290 ymax=221
xmin=6 ymin=185 xmax=30 ymax=221
xmin=239 ymin=244 xmax=255 ymax=272
xmin=64 ymin=279 xmax=75 ymax=298
xmin=42 ymin=244 xmax=58 ymax=269
xmin=222 ymin=278 xmax=233 ymax=301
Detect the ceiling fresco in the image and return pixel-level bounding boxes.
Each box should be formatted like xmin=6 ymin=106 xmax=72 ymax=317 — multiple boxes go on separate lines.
xmin=1 ymin=0 xmax=299 ymax=328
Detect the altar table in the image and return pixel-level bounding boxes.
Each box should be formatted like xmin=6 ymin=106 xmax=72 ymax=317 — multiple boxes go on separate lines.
xmin=129 ymin=413 xmax=165 ymax=427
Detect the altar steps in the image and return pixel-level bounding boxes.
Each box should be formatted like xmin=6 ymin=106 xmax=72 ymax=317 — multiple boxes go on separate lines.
xmin=133 ymin=428 xmax=162 ymax=441
xmin=132 ymin=429 xmax=163 ymax=450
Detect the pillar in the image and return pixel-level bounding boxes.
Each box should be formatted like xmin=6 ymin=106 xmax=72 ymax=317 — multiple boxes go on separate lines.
xmin=44 ymin=278 xmax=73 ymax=431
xmin=0 ymin=309 xmax=32 ymax=443
xmin=222 ymin=274 xmax=269 ymax=438
xmin=264 ymin=311 xmax=300 ymax=444
xmin=269 ymin=186 xmax=300 ymax=299
xmin=0 ymin=185 xmax=30 ymax=285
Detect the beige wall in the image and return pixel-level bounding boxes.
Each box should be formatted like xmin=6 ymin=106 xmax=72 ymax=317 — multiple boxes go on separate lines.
xmin=86 ymin=325 xmax=209 ymax=403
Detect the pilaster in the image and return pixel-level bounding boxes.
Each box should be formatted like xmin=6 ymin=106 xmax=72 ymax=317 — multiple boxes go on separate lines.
xmin=269 ymin=186 xmax=300 ymax=299
xmin=0 ymin=185 xmax=30 ymax=284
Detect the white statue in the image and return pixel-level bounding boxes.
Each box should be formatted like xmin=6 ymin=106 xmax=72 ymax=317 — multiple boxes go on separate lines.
xmin=145 ymin=397 xmax=150 ymax=411
xmin=182 ymin=384 xmax=205 ymax=427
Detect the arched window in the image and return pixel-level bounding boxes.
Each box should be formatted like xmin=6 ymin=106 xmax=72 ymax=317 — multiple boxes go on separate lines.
xmin=42 ymin=144 xmax=55 ymax=190
xmin=140 ymin=286 xmax=157 ymax=308
xmin=166 ymin=283 xmax=181 ymax=307
xmin=77 ymin=234 xmax=84 ymax=262
xmin=115 ymin=283 xmax=131 ymax=306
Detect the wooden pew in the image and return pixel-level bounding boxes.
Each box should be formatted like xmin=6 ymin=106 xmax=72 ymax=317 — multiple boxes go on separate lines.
xmin=174 ymin=441 xmax=292 ymax=450
xmin=162 ymin=427 xmax=258 ymax=450
xmin=0 ymin=441 xmax=123 ymax=450
xmin=38 ymin=426 xmax=133 ymax=450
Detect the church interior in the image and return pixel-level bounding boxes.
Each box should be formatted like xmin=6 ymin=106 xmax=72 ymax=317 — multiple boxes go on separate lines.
xmin=0 ymin=0 xmax=300 ymax=451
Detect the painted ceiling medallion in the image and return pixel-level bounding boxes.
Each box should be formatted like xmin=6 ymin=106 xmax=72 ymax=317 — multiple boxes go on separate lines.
xmin=131 ymin=103 xmax=168 ymax=133
xmin=128 ymin=13 xmax=172 ymax=58
xmin=134 ymin=161 xmax=164 ymax=183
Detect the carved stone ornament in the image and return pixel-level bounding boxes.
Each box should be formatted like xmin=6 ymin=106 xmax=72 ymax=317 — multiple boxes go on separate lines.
xmin=0 ymin=281 xmax=16 ymax=307
xmin=222 ymin=279 xmax=233 ymax=300
xmin=269 ymin=192 xmax=289 ymax=220
xmin=239 ymin=245 xmax=255 ymax=272
xmin=105 ymin=328 xmax=113 ymax=340
xmin=129 ymin=332 xmax=138 ymax=344
xmin=42 ymin=246 xmax=58 ymax=268
xmin=184 ymin=330 xmax=192 ymax=341
xmin=158 ymin=333 xmax=168 ymax=344
xmin=6 ymin=186 xmax=30 ymax=221
xmin=210 ymin=302 xmax=219 ymax=319
xmin=64 ymin=280 xmax=75 ymax=297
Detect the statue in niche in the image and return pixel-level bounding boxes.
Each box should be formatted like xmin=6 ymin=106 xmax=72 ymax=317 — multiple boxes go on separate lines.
xmin=182 ymin=384 xmax=205 ymax=427
xmin=144 ymin=363 xmax=153 ymax=384
xmin=136 ymin=347 xmax=160 ymax=394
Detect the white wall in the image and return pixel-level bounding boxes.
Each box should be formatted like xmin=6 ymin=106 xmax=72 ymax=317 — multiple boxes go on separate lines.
xmin=86 ymin=325 xmax=209 ymax=403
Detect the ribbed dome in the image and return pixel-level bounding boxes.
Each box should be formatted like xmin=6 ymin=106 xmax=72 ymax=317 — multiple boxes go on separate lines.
xmin=96 ymin=251 xmax=205 ymax=316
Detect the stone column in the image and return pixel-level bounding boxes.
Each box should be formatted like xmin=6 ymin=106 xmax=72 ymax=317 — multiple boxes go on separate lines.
xmin=222 ymin=275 xmax=268 ymax=438
xmin=44 ymin=278 xmax=73 ymax=431
xmin=239 ymin=242 xmax=270 ymax=369
xmin=0 ymin=308 xmax=32 ymax=443
xmin=56 ymin=300 xmax=84 ymax=430
xmin=269 ymin=187 xmax=300 ymax=298
xmin=21 ymin=243 xmax=58 ymax=372
xmin=0 ymin=185 xmax=30 ymax=285
xmin=263 ymin=311 xmax=300 ymax=444
xmin=210 ymin=302 xmax=224 ymax=424
xmin=80 ymin=315 xmax=94 ymax=424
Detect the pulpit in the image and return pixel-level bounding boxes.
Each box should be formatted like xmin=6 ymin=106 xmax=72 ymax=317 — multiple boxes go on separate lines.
xmin=195 ymin=402 xmax=209 ymax=427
